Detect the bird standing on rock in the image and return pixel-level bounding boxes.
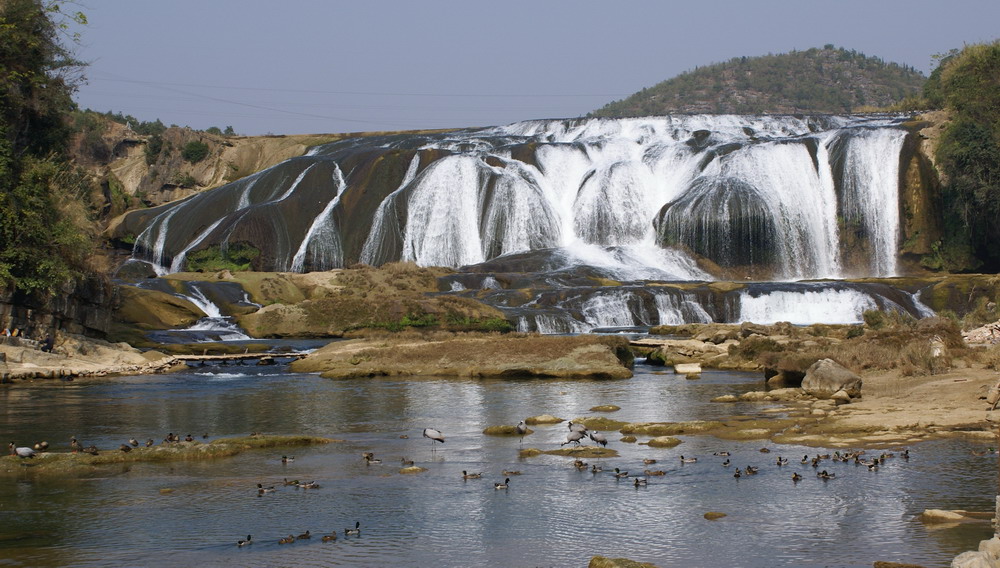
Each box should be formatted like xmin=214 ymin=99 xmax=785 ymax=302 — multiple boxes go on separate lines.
xmin=589 ymin=430 xmax=608 ymax=447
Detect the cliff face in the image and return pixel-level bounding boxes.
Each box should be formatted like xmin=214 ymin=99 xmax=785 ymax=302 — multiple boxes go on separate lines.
xmin=0 ymin=275 xmax=116 ymax=340
xmin=73 ymin=125 xmax=342 ymax=209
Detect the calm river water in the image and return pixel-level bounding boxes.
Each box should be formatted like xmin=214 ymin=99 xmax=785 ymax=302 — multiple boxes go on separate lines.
xmin=0 ymin=356 xmax=994 ymax=567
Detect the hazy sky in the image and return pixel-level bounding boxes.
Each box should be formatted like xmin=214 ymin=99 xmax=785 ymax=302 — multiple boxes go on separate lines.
xmin=70 ymin=1 xmax=1000 ymax=136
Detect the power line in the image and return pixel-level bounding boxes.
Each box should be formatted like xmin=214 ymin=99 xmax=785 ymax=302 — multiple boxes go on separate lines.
xmin=87 ymin=72 xmax=628 ymax=99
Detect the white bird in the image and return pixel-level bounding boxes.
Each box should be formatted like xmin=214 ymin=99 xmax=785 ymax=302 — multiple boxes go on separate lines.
xmin=589 ymin=430 xmax=608 ymax=447
xmin=423 ymin=428 xmax=445 ymax=451
xmin=562 ymin=430 xmax=586 ymax=446
xmin=516 ymin=420 xmax=528 ymax=446
xmin=8 ymin=443 xmax=35 ymax=459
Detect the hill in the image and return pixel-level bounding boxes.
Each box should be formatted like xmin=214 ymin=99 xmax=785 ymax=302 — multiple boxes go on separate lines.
xmin=591 ymin=46 xmax=926 ymax=116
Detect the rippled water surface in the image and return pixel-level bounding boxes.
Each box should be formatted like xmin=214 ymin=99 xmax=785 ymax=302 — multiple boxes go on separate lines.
xmin=0 ymin=360 xmax=994 ymax=567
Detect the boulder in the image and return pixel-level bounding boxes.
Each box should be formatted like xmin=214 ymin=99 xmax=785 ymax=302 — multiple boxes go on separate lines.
xmin=674 ymin=363 xmax=702 ymax=375
xmin=801 ymin=359 xmax=862 ymax=399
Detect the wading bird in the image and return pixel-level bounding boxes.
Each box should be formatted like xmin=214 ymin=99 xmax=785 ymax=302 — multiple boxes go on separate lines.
xmin=423 ymin=428 xmax=445 ymax=451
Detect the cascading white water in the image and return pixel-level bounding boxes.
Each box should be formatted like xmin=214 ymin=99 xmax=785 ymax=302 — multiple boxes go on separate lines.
xmin=736 ymin=289 xmax=880 ymax=325
xmin=360 ymin=154 xmax=421 ymax=266
xmin=653 ymin=291 xmax=713 ymax=325
xmin=289 ymin=164 xmax=347 ymax=272
xmin=135 ymin=114 xmax=912 ymax=282
xmin=837 ymin=127 xmax=907 ymax=276
xmin=580 ymin=291 xmax=654 ymax=329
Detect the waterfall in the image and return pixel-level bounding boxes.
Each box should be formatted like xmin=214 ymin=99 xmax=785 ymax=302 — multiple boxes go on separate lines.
xmin=835 ymin=127 xmax=906 ymax=276
xmin=129 ymin=114 xmax=913 ymax=282
xmin=289 ymin=164 xmax=347 ymax=272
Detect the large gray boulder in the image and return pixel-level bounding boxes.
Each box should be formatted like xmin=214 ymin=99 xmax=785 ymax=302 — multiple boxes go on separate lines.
xmin=801 ymin=358 xmax=862 ymax=399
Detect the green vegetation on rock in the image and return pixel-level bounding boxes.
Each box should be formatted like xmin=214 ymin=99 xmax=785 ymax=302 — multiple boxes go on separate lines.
xmin=185 ymin=243 xmax=260 ymax=272
xmin=926 ymin=41 xmax=1000 ymax=272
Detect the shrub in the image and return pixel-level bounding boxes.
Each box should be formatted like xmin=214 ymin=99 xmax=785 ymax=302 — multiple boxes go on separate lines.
xmin=144 ymin=134 xmax=163 ymax=165
xmin=181 ymin=140 xmax=210 ymax=163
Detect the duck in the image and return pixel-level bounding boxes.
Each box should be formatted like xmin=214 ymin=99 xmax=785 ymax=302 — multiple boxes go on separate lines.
xmin=278 ymin=535 xmax=295 ymax=544
xmin=119 ymin=444 xmax=132 ymax=453
xmin=257 ymin=483 xmax=276 ymax=495
xmin=644 ymin=469 xmax=666 ymax=476
xmin=297 ymin=481 xmax=320 ymax=489
xmin=128 ymin=438 xmax=139 ymax=447
xmin=8 ymin=443 xmax=35 ymax=458
xmin=713 ymin=451 xmax=730 ymax=457
xmin=642 ymin=458 xmax=658 ymax=465
xmin=776 ymin=457 xmax=788 ymax=466
xmin=573 ymin=459 xmax=588 ymax=470
xmin=184 ymin=434 xmax=194 ymax=442
xmin=759 ymin=447 xmax=771 ymax=453
xmin=400 ymin=457 xmax=414 ymax=466
xmin=745 ymin=465 xmax=759 ymax=475
xmin=800 ymin=454 xmax=810 ymax=464
xmin=364 ymin=456 xmax=381 ymax=465
xmin=70 ymin=437 xmax=82 ymax=453
xmin=296 ymin=530 xmax=311 ymax=540
xmin=237 ymin=535 xmax=253 ymax=547
xmin=633 ymin=477 xmax=648 ymax=487
xmin=84 ymin=445 xmax=99 ymax=456
xmin=901 ymin=449 xmax=910 ymax=460
xmin=322 ymin=531 xmax=337 ymax=542
xmin=33 ymin=441 xmax=49 ymax=451
xmin=494 ymin=478 xmax=510 ymax=490
xmin=502 ymin=469 xmax=522 ymax=476
xmin=680 ymin=456 xmax=697 ymax=464
xmin=462 ymin=470 xmax=483 ymax=479
xmin=721 ymin=459 xmax=731 ymax=467
xmin=733 ymin=468 xmax=742 ymax=478
xmin=613 ymin=468 xmax=629 ymax=479
xmin=283 ymin=478 xmax=299 ymax=486
xmin=145 ymin=438 xmax=154 ymax=447
xmin=281 ymin=455 xmax=294 ymax=464
xmin=791 ymin=472 xmax=803 ymax=482
xmin=345 ymin=521 xmax=361 ymax=536
xmin=817 ymin=470 xmax=836 ymax=480
xmin=590 ymin=464 xmax=604 ymax=474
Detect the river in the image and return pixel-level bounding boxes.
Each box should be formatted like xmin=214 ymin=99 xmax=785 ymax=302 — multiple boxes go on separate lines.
xmin=0 ymin=357 xmax=993 ymax=567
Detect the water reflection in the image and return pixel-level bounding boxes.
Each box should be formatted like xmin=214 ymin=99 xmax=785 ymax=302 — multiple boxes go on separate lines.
xmin=0 ymin=362 xmax=994 ymax=567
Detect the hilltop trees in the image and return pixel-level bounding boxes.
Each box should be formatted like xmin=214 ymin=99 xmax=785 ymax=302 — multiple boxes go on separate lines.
xmin=591 ymin=46 xmax=925 ymax=116
xmin=0 ymin=0 xmax=97 ymax=294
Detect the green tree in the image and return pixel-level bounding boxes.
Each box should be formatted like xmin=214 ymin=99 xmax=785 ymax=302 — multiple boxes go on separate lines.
xmin=0 ymin=0 xmax=96 ymax=294
xmin=181 ymin=140 xmax=209 ymax=163
xmin=931 ymin=41 xmax=1000 ymax=270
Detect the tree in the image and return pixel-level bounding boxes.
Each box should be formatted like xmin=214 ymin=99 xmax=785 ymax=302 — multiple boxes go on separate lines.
xmin=0 ymin=0 xmax=95 ymax=294
xmin=930 ymin=41 xmax=1000 ymax=271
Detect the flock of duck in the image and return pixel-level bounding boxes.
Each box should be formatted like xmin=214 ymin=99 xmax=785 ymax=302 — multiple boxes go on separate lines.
xmin=7 ymin=420 xmax=915 ymax=554
xmin=7 ymin=432 xmax=208 ymax=459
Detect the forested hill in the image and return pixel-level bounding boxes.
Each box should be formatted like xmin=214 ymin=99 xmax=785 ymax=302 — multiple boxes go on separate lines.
xmin=591 ymin=46 xmax=926 ymax=116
